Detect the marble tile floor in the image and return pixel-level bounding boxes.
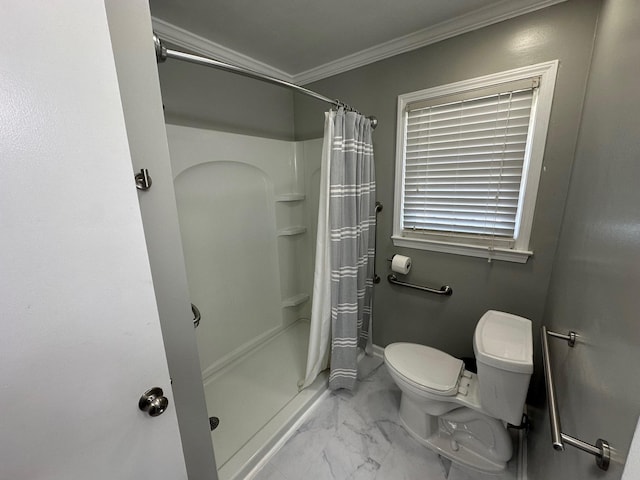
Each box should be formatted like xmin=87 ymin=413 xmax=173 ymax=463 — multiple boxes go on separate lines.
xmin=251 ymin=356 xmax=519 ymax=480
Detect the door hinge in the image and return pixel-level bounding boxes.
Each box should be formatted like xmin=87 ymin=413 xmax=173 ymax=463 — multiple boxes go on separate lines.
xmin=135 ymin=168 xmax=152 ymax=191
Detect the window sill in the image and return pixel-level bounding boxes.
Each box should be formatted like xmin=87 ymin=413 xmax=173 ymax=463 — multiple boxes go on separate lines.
xmin=391 ymin=235 xmax=532 ymax=263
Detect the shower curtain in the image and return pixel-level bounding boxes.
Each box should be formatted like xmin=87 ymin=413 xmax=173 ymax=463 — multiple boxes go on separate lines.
xmin=302 ymin=108 xmax=376 ymax=391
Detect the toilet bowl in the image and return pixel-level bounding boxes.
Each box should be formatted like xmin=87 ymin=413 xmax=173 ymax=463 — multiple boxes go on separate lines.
xmin=384 ymin=310 xmax=533 ymax=473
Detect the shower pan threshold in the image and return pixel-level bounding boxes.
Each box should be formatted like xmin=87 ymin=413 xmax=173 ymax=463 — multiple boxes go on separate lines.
xmin=205 ymin=319 xmax=328 ymax=480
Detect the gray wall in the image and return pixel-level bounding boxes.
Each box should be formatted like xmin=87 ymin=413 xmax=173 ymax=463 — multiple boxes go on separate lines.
xmin=294 ymin=0 xmax=600 ymax=389
xmin=528 ymin=0 xmax=640 ymax=477
xmin=156 ymin=49 xmax=296 ymax=140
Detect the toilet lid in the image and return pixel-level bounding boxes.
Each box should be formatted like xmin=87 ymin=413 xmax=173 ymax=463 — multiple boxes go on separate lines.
xmin=385 ymin=343 xmax=464 ymax=395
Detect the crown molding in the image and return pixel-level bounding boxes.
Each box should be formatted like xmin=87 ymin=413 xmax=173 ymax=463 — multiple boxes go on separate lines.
xmin=152 ymin=0 xmax=566 ymax=87
xmin=151 ymin=17 xmax=295 ymax=83
xmin=293 ymin=0 xmax=566 ymax=85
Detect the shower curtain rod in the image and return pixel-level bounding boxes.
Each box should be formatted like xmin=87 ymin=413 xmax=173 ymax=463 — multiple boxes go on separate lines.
xmin=153 ymin=34 xmax=377 ymax=129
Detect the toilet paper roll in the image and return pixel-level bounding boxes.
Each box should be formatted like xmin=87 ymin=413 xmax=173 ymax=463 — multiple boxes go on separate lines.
xmin=391 ymin=254 xmax=412 ymax=275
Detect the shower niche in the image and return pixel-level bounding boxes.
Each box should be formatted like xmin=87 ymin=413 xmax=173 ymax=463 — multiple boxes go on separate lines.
xmin=276 ymin=194 xmax=309 ymax=322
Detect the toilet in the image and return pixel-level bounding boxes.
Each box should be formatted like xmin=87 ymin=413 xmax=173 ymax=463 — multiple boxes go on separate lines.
xmin=384 ymin=310 xmax=533 ymax=473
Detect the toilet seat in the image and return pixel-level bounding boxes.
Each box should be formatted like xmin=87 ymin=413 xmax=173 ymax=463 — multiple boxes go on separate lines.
xmin=385 ymin=343 xmax=464 ymax=396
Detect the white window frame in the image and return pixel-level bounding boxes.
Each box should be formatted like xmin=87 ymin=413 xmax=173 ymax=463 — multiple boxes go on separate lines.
xmin=392 ymin=61 xmax=558 ymax=263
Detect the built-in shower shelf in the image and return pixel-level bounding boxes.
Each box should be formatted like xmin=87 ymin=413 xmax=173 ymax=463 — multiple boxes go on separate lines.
xmin=281 ymin=293 xmax=310 ymax=308
xmin=276 ymin=193 xmax=305 ymax=202
xmin=277 ymin=226 xmax=307 ymax=236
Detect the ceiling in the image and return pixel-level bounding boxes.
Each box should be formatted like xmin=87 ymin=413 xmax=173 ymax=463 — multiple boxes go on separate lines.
xmin=149 ymin=0 xmax=565 ymax=84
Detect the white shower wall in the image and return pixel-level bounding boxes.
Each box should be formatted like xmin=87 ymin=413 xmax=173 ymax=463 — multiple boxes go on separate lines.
xmin=166 ymin=124 xmax=322 ymax=380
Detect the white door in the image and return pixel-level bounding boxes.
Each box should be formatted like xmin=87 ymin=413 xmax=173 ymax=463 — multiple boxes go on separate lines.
xmin=0 ymin=2 xmax=187 ymax=478
xmin=103 ymin=0 xmax=218 ymax=477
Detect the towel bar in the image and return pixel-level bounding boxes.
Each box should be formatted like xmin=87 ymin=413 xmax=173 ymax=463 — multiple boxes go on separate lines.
xmin=541 ymin=326 xmax=610 ymax=470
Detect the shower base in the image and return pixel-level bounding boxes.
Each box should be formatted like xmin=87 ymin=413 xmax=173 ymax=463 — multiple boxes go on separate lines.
xmin=203 ymin=319 xmax=328 ymax=480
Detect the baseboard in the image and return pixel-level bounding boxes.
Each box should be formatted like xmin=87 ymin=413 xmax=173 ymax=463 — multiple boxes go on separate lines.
xmin=372 ymin=343 xmax=385 ymax=359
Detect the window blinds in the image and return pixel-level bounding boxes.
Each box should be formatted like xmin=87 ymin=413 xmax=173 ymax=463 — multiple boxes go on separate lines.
xmin=402 ymin=84 xmax=536 ymax=243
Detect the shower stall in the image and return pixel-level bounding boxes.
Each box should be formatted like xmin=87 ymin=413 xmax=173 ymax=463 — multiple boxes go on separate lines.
xmin=167 ymin=124 xmax=326 ymax=479
xmin=153 ymin=35 xmax=377 ymax=479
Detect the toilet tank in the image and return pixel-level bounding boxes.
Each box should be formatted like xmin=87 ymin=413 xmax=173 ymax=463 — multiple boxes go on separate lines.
xmin=473 ymin=310 xmax=533 ymax=425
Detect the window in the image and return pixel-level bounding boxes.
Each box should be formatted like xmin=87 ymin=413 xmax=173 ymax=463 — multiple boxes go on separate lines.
xmin=393 ymin=61 xmax=558 ymax=263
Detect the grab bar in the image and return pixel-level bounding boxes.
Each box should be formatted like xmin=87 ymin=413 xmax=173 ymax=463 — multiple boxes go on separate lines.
xmin=192 ymin=303 xmax=201 ymax=328
xmin=387 ymin=274 xmax=453 ymax=296
xmin=373 ymin=202 xmax=383 ymax=284
xmin=541 ymin=326 xmax=610 ymax=470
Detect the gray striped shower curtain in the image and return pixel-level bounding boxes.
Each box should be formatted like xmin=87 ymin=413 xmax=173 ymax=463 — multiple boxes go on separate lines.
xmin=328 ymin=109 xmax=376 ymax=390
xmin=301 ymin=108 xmax=376 ymax=391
